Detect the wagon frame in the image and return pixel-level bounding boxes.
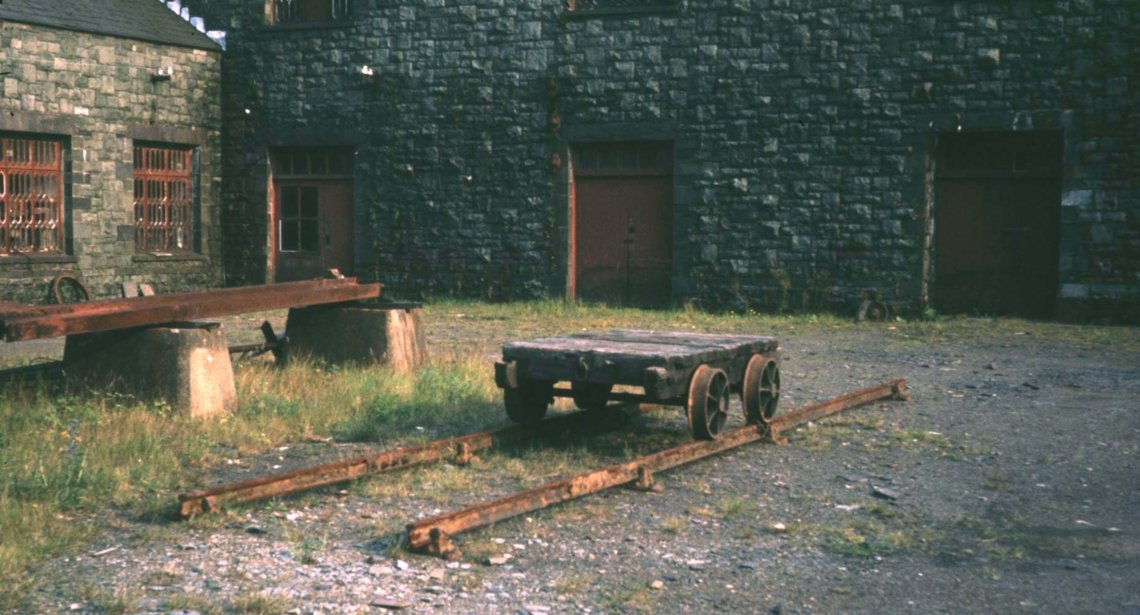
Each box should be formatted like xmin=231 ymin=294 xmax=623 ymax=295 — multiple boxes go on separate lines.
xmin=494 ymin=330 xmax=781 ymax=440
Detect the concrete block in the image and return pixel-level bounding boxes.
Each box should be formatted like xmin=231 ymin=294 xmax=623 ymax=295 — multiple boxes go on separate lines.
xmin=285 ymin=302 xmax=427 ymax=371
xmin=63 ymin=322 xmax=236 ymax=418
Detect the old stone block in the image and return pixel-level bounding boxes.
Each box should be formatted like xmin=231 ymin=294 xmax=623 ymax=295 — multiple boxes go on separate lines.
xmin=1062 ymin=190 xmax=1093 ymax=208
xmin=1060 ymin=284 xmax=1089 ymax=299
xmin=285 ymin=303 xmax=427 ymax=371
xmin=63 ymin=323 xmax=236 ymax=418
xmin=977 ymin=48 xmax=1001 ymax=68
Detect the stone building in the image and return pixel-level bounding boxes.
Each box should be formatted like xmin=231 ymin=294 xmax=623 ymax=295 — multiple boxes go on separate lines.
xmin=0 ymin=0 xmax=224 ymax=304
xmin=9 ymin=1 xmax=1138 ymax=321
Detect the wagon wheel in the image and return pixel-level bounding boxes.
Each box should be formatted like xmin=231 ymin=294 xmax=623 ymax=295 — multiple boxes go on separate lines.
xmin=504 ymin=379 xmax=553 ymax=425
xmin=687 ymin=365 xmax=730 ymax=440
xmin=742 ymin=354 xmax=781 ymax=424
xmin=50 ymin=272 xmax=91 ymax=304
xmin=571 ymin=381 xmax=612 ymax=414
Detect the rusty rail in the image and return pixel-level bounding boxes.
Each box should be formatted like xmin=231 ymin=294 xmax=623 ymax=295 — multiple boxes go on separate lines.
xmin=179 ymin=431 xmax=494 ymax=518
xmin=767 ymin=378 xmax=910 ymax=443
xmin=176 ymin=410 xmax=604 ymax=518
xmin=0 ymin=278 xmax=382 ymax=342
xmin=406 ymin=379 xmax=909 ymax=557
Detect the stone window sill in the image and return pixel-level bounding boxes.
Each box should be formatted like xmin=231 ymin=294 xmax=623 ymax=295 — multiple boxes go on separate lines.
xmin=264 ymin=21 xmax=353 ymax=32
xmin=132 ymin=253 xmax=209 ymax=263
xmin=0 ymin=254 xmax=78 ymax=265
xmin=566 ymin=4 xmax=679 ymax=18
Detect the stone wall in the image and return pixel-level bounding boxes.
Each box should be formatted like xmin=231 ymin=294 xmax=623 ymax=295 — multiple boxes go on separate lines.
xmin=0 ymin=21 xmax=223 ymax=304
xmin=209 ymin=0 xmax=1138 ymax=320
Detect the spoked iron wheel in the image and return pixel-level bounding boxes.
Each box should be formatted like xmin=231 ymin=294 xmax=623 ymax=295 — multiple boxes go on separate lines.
xmin=50 ymin=272 xmax=91 ymax=304
xmin=504 ymin=379 xmax=554 ymax=425
xmin=687 ymin=364 xmax=730 ymax=440
xmin=571 ymin=381 xmax=612 ymax=414
xmin=742 ymin=354 xmax=781 ymax=424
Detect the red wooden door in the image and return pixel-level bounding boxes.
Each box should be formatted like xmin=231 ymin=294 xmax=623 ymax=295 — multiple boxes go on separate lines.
xmin=271 ymin=148 xmax=355 ymax=282
xmin=572 ymin=142 xmax=673 ymax=306
xmin=274 ymin=181 xmax=354 ymax=281
xmin=318 ymin=182 xmax=353 ymax=274
xmin=934 ymin=132 xmax=1061 ymax=317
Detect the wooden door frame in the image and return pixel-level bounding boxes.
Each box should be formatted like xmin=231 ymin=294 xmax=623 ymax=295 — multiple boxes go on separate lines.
xmin=559 ymin=125 xmax=688 ymax=303
xmin=919 ymin=112 xmax=1077 ymax=315
xmin=266 ymin=146 xmax=355 ymax=283
xmin=927 ymin=129 xmax=1064 ymax=316
xmin=567 ymin=140 xmax=675 ymax=306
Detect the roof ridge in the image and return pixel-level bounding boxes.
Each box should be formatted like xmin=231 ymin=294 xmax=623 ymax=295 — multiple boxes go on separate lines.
xmin=0 ymin=0 xmax=224 ymax=51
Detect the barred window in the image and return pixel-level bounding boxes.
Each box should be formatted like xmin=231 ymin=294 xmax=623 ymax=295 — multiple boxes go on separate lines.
xmin=133 ymin=144 xmax=196 ymax=254
xmin=270 ymin=0 xmax=351 ymax=25
xmin=0 ymin=134 xmax=64 ymax=256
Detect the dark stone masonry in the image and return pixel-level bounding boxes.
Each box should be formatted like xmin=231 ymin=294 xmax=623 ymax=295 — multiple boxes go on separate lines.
xmin=2 ymin=0 xmax=1137 ymax=321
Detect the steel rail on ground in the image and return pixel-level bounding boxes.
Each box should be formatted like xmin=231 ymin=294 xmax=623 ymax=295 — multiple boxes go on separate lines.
xmin=406 ymin=379 xmax=909 ymax=557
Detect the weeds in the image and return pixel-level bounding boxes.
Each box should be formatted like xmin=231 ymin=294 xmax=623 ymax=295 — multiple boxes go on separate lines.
xmin=552 ymin=572 xmax=598 ymax=595
xmin=605 ymin=579 xmax=658 ymax=613
xmin=983 ymin=474 xmax=1012 ymax=491
xmin=660 ymin=515 xmax=687 ymax=534
xmin=0 ymin=351 xmax=503 ymax=602
xmin=822 ymin=523 xmax=911 ymax=558
xmin=164 ymin=593 xmax=221 ymax=614
xmin=717 ymin=495 xmax=751 ymax=519
xmin=229 ymin=591 xmax=290 ymax=614
xmin=81 ymin=585 xmax=137 ymax=614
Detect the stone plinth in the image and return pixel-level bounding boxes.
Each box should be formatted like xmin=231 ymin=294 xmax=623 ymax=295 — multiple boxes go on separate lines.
xmin=63 ymin=322 xmax=237 ymax=418
xmin=284 ymin=302 xmax=427 ymax=371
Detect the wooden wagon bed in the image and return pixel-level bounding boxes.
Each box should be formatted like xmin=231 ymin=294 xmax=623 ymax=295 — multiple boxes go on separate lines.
xmin=494 ymin=330 xmax=782 ymax=440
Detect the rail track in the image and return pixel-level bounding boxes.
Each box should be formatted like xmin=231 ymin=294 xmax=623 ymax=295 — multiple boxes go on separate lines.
xmin=178 ymin=379 xmax=909 ymax=558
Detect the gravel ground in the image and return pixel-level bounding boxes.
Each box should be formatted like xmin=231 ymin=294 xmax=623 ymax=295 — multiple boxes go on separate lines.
xmin=6 ymin=312 xmax=1139 ymax=614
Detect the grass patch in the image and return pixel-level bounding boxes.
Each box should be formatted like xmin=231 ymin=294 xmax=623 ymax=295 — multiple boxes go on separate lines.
xmin=552 ymin=572 xmax=598 ymax=596
xmin=817 ymin=504 xmax=937 ymax=559
xmin=660 ymin=515 xmax=687 ymax=535
xmin=605 ymin=579 xmax=658 ymax=613
xmin=164 ymin=593 xmax=222 ymax=614
xmin=0 ymin=352 xmax=499 ymax=603
xmin=983 ymin=474 xmax=1011 ymax=492
xmin=717 ymin=495 xmax=751 ymax=519
xmin=459 ymin=536 xmax=508 ymax=564
xmin=822 ymin=523 xmax=912 ymax=558
xmin=228 ymin=592 xmax=290 ymax=614
xmin=81 ymin=585 xmax=138 ymax=615
xmin=937 ymin=513 xmax=1093 ymax=562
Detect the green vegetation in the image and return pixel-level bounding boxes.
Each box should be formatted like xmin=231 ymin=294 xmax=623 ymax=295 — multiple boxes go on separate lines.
xmin=0 ymin=351 xmax=499 ymax=609
xmin=228 ymin=592 xmax=290 ymax=614
xmin=717 ymin=495 xmax=751 ymax=520
xmin=821 ymin=522 xmax=916 ymax=558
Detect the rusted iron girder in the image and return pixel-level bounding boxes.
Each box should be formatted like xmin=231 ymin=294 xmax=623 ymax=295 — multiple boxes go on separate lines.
xmin=0 ymin=278 xmax=382 ymax=342
xmin=176 ymin=410 xmax=602 ymax=518
xmin=406 ymin=379 xmax=909 ymax=557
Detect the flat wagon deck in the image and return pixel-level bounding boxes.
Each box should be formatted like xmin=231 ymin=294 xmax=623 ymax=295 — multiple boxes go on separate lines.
xmin=494 ymin=330 xmax=781 ymax=440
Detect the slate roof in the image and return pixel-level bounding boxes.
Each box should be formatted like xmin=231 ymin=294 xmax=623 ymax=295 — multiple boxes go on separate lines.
xmin=0 ymin=0 xmax=220 ymax=50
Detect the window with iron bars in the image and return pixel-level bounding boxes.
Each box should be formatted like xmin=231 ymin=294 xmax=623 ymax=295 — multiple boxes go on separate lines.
xmin=270 ymin=0 xmax=351 ymax=25
xmin=133 ymin=144 xmax=196 ymax=254
xmin=0 ymin=133 xmax=64 ymax=256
